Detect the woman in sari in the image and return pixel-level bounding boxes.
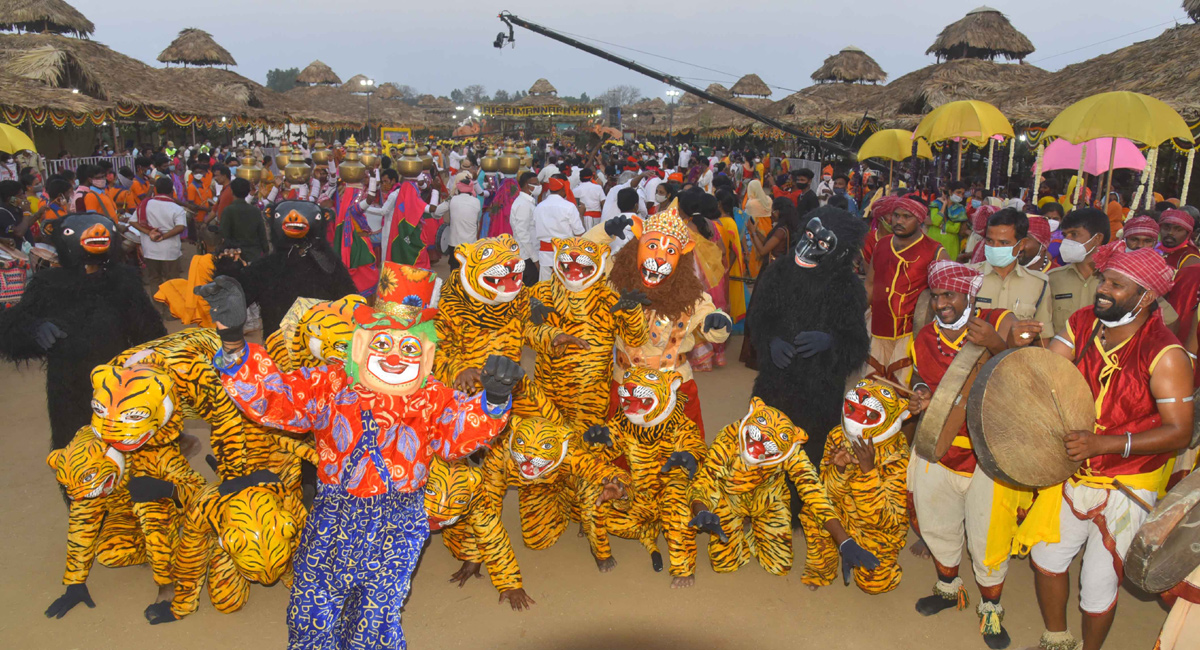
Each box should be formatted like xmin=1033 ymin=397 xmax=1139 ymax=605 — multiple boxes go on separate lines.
xmin=715 ymin=189 xmax=747 ymax=330
xmin=485 ymin=178 xmax=520 ymax=238
xmin=682 ymin=191 xmax=729 ymax=372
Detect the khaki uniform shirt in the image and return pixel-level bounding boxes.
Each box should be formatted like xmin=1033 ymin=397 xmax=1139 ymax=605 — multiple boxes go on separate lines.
xmin=971 ymin=261 xmax=1053 ymax=339
xmin=1048 ymin=262 xmax=1177 ymax=336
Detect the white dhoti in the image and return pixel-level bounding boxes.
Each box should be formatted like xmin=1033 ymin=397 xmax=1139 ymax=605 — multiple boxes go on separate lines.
xmin=1030 ymin=482 xmax=1155 ymax=615
xmin=909 ymin=456 xmax=1009 ymax=587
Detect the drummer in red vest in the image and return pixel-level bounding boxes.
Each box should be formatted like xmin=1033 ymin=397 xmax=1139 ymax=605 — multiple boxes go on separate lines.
xmin=1158 ymin=208 xmax=1200 ymax=272
xmin=1019 ymin=243 xmax=1194 ymax=650
xmin=906 ymin=260 xmax=1039 ymax=650
xmin=864 ymin=195 xmax=946 ymax=383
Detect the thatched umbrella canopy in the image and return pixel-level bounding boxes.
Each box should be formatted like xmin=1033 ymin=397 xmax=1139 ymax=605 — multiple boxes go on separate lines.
xmin=5 ymin=43 xmax=102 ymax=97
xmin=342 ymin=74 xmax=372 ymax=92
xmin=296 ymin=59 xmax=339 ymax=86
xmin=375 ymin=82 xmax=401 ymax=100
xmin=1187 ymin=0 xmax=1200 ymax=22
xmin=730 ymin=73 xmax=771 ymax=97
xmin=877 ymin=58 xmax=1048 ymax=120
xmin=157 ymin=27 xmax=236 ymax=67
xmin=766 ymin=83 xmax=887 ymax=126
xmin=811 ymin=46 xmax=887 ymax=84
xmin=927 ymin=6 xmax=1035 ymax=62
xmin=529 ymin=77 xmax=557 ymax=96
xmin=0 ymin=0 xmax=94 ymax=37
xmin=287 ymin=84 xmax=428 ymax=127
xmin=417 ymin=94 xmax=455 ymax=112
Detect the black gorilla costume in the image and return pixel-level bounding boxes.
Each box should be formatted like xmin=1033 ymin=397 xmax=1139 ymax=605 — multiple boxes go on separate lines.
xmin=0 ymin=212 xmax=166 ymax=451
xmin=215 ymin=200 xmax=356 ymax=339
xmin=749 ymin=205 xmax=870 ymax=463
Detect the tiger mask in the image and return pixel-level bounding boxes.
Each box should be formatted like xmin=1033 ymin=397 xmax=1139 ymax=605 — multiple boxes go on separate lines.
xmin=455 ymin=234 xmax=526 ymax=306
xmin=299 ymin=295 xmax=368 ymax=365
xmin=89 ymin=364 xmax=175 ymax=452
xmin=738 ymin=397 xmax=805 ymax=468
xmin=424 ymin=456 xmax=481 ymax=531
xmin=47 ymin=430 xmax=125 ymax=501
xmin=552 ymin=237 xmax=608 ymax=293
xmin=841 ymin=380 xmax=909 ymax=445
xmin=218 ymin=487 xmax=299 ymax=586
xmin=616 ymin=367 xmax=681 ymax=428
xmin=508 ymin=418 xmax=571 ymax=483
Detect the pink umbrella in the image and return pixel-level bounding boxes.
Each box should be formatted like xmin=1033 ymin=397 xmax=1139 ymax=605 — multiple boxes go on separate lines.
xmin=1042 ymin=137 xmax=1145 ymax=175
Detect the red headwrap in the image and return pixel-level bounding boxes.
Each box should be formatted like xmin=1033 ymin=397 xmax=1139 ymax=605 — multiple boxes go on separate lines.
xmin=1092 ymin=242 xmax=1174 ymax=296
xmin=1122 ymin=215 xmax=1160 ymax=240
xmin=872 ymin=195 xmax=929 ymax=224
xmin=1160 ymin=209 xmax=1194 ymax=234
xmin=545 ymin=177 xmax=569 ymax=194
xmin=1026 ymin=215 xmax=1052 ymax=247
xmin=971 ymin=205 xmax=999 ymax=234
xmin=928 ymin=259 xmax=984 ymax=301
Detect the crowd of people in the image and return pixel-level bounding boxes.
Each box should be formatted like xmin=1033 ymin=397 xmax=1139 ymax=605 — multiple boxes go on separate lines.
xmin=0 ymin=132 xmax=1199 ymax=650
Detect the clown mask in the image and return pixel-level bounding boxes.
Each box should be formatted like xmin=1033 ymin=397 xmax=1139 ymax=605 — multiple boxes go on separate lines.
xmin=347 ymin=324 xmax=436 ymax=396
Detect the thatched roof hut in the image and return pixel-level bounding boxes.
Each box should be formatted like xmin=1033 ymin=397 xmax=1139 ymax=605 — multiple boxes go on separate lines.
xmin=416 ymin=94 xmax=454 ymax=112
xmin=0 ymin=69 xmax=105 ymax=112
xmin=877 ymin=58 xmax=1049 ymax=120
xmin=157 ymin=27 xmax=236 ymax=67
xmin=1187 ymin=0 xmax=1200 ymax=21
xmin=528 ymin=78 xmax=557 ymax=96
xmin=730 ymin=73 xmax=771 ymax=97
xmin=766 ymin=83 xmax=887 ymax=126
xmin=5 ymin=43 xmax=102 ymax=97
xmin=286 ymin=84 xmax=428 ymax=126
xmin=296 ymin=59 xmax=339 ymax=86
xmin=0 ymin=0 xmax=94 ymax=37
xmin=341 ymin=74 xmax=372 ymax=92
xmin=375 ymin=82 xmax=401 ymax=100
xmin=927 ymin=6 xmax=1035 ymax=62
xmin=811 ymin=46 xmax=887 ymax=84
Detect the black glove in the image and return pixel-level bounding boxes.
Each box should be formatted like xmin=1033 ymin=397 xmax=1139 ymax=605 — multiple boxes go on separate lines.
xmin=144 ymin=600 xmax=178 ymax=625
xmin=126 ymin=476 xmax=176 ymax=503
xmin=218 ymin=469 xmax=281 ymax=497
xmin=688 ymin=509 xmax=729 ymax=544
xmin=769 ymin=337 xmax=796 ymax=369
xmin=702 ymin=312 xmax=731 ymax=333
xmin=529 ymin=297 xmax=556 ymax=326
xmin=45 ymin=584 xmax=94 ymax=619
xmin=612 ymin=289 xmax=651 ymax=313
xmin=206 ymin=222 xmax=220 ymax=233
xmin=604 ymin=215 xmax=634 ymax=240
xmin=34 ymin=320 xmax=67 ymax=351
xmin=660 ymin=451 xmax=698 ymax=480
xmin=793 ymin=331 xmax=833 ymax=358
xmin=479 ymin=355 xmax=524 ymax=406
xmin=583 ymin=425 xmax=612 ymax=447
xmin=194 ymin=275 xmax=247 ymax=342
xmin=839 ymin=538 xmax=881 ymax=586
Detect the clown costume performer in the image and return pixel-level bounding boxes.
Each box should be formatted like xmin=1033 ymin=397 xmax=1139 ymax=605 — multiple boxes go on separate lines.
xmin=201 ymin=262 xmax=519 ymax=650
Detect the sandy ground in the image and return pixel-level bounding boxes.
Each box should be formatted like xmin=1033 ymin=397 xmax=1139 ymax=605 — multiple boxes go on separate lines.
xmin=0 ymin=263 xmax=1170 ymax=650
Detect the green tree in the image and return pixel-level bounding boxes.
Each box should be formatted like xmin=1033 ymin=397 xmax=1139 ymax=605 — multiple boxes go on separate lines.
xmin=265 ymin=67 xmax=300 ymax=92
xmin=450 ymin=88 xmax=465 ymax=104
xmin=492 ymin=89 xmax=510 ymax=102
xmin=579 ymin=91 xmax=590 ymax=104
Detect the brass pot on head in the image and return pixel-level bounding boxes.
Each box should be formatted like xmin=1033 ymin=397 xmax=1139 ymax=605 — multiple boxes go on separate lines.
xmin=311 ymin=137 xmax=332 ymax=165
xmin=497 ymin=143 xmax=520 ymax=176
xmin=417 ymin=145 xmax=433 ymax=171
xmin=359 ymin=142 xmax=379 ymax=170
xmin=275 ymin=143 xmax=293 ymax=170
xmin=235 ymin=148 xmax=263 ymax=183
xmin=284 ymin=152 xmax=312 ymax=185
xmin=338 ymin=136 xmax=367 ymax=185
xmin=397 ymin=145 xmax=424 ymax=179
xmin=480 ymin=146 xmax=499 ymax=174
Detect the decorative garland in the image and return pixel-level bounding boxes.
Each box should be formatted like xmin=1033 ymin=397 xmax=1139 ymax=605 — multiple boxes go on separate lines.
xmin=1183 ymin=148 xmax=1196 ymax=205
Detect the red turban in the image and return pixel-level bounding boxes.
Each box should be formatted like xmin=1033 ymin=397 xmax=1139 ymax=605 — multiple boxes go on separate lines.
xmin=872 ymin=195 xmax=929 ymax=224
xmin=545 ymin=177 xmax=569 ymax=194
xmin=1160 ymin=209 xmax=1194 ymax=234
xmin=928 ymin=259 xmax=984 ymax=301
xmin=971 ymin=205 xmax=999 ymax=234
xmin=1026 ymin=215 xmax=1052 ymax=247
xmin=1122 ymin=215 xmax=1160 ymax=240
xmin=1093 ymin=242 xmax=1174 ymax=296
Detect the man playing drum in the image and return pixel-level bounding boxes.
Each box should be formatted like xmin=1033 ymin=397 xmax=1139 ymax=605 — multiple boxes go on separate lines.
xmin=1019 ymin=244 xmax=1194 ymax=650
xmin=907 ymin=260 xmax=1040 ymax=650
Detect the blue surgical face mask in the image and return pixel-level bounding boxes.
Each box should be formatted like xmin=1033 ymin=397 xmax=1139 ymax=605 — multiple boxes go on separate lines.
xmin=971 ymin=199 xmax=982 ymax=208
xmin=984 ymin=244 xmax=1018 ymax=268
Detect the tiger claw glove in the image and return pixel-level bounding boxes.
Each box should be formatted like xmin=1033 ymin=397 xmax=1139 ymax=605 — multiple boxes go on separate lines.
xmin=45 ymin=584 xmax=95 ymax=619
xmin=839 ymin=538 xmax=880 ymax=585
xmin=612 ymin=288 xmax=652 ymax=313
xmin=604 ymin=215 xmax=634 ymax=240
xmin=480 ymin=355 xmax=524 ymax=406
xmin=194 ymin=275 xmax=247 ymax=343
xmin=144 ymin=600 xmax=178 ymax=625
xmin=660 ymin=451 xmax=698 ymax=479
xmin=529 ymin=297 xmax=556 ymax=326
xmin=688 ymin=509 xmax=729 ymax=544
xmin=218 ymin=469 xmax=281 ymax=497
xmin=583 ymin=425 xmax=612 ymax=447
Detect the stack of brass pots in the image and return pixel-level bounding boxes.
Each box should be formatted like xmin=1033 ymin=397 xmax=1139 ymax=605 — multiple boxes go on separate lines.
xmin=497 ymin=143 xmax=520 ymax=176
xmin=359 ymin=142 xmax=379 ymax=170
xmin=338 ymin=136 xmax=367 ymax=185
xmin=417 ymin=144 xmax=433 ymax=171
xmin=480 ymin=145 xmax=499 ymax=174
xmin=284 ymin=150 xmax=313 ymax=184
xmin=275 ymin=142 xmax=293 ymax=169
xmin=235 ymin=148 xmax=263 ymax=183
xmin=311 ymin=137 xmax=332 ymax=166
xmin=396 ymin=145 xmax=423 ymax=179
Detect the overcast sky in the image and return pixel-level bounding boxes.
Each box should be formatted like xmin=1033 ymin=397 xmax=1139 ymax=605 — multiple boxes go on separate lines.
xmin=72 ymin=0 xmax=1190 ymax=100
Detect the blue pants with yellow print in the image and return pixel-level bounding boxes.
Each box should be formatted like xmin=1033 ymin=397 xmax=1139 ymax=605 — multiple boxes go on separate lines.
xmin=287 ymin=486 xmax=429 ymax=650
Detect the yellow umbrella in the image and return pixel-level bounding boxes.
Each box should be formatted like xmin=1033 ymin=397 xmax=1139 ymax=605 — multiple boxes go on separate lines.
xmin=857 ymin=129 xmax=933 ymax=162
xmin=0 ymin=123 xmax=36 ymax=154
xmin=1044 ymin=91 xmax=1193 ymax=202
xmin=913 ymin=100 xmax=1013 ymax=180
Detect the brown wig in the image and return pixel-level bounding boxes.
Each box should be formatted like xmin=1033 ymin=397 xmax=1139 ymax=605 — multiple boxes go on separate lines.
xmin=609 ymin=240 xmax=705 ymax=321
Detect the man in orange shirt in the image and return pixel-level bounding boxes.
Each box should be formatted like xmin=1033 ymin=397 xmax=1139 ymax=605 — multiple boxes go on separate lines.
xmin=80 ymin=166 xmax=119 ymax=222
xmin=184 ymin=163 xmax=215 ymax=249
xmin=130 ymin=156 xmax=154 ymax=206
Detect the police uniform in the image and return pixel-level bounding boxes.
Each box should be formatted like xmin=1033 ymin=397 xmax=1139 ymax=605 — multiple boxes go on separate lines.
xmin=971 ymin=261 xmax=1053 ymax=339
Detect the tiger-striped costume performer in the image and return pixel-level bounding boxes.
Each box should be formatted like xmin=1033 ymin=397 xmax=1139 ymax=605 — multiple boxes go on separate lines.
xmin=478 ymin=417 xmax=629 ymax=573
xmin=529 ymin=237 xmax=648 ymax=428
xmin=264 ymin=295 xmax=367 ymax=373
xmin=44 ymin=427 xmax=149 ymax=618
xmin=424 ymin=456 xmax=530 ymax=609
xmin=436 ymin=235 xmax=572 ymax=424
xmin=800 ymin=380 xmax=911 ymax=594
xmin=685 ymin=398 xmax=879 ymax=585
xmin=584 ymin=367 xmax=704 ymax=584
